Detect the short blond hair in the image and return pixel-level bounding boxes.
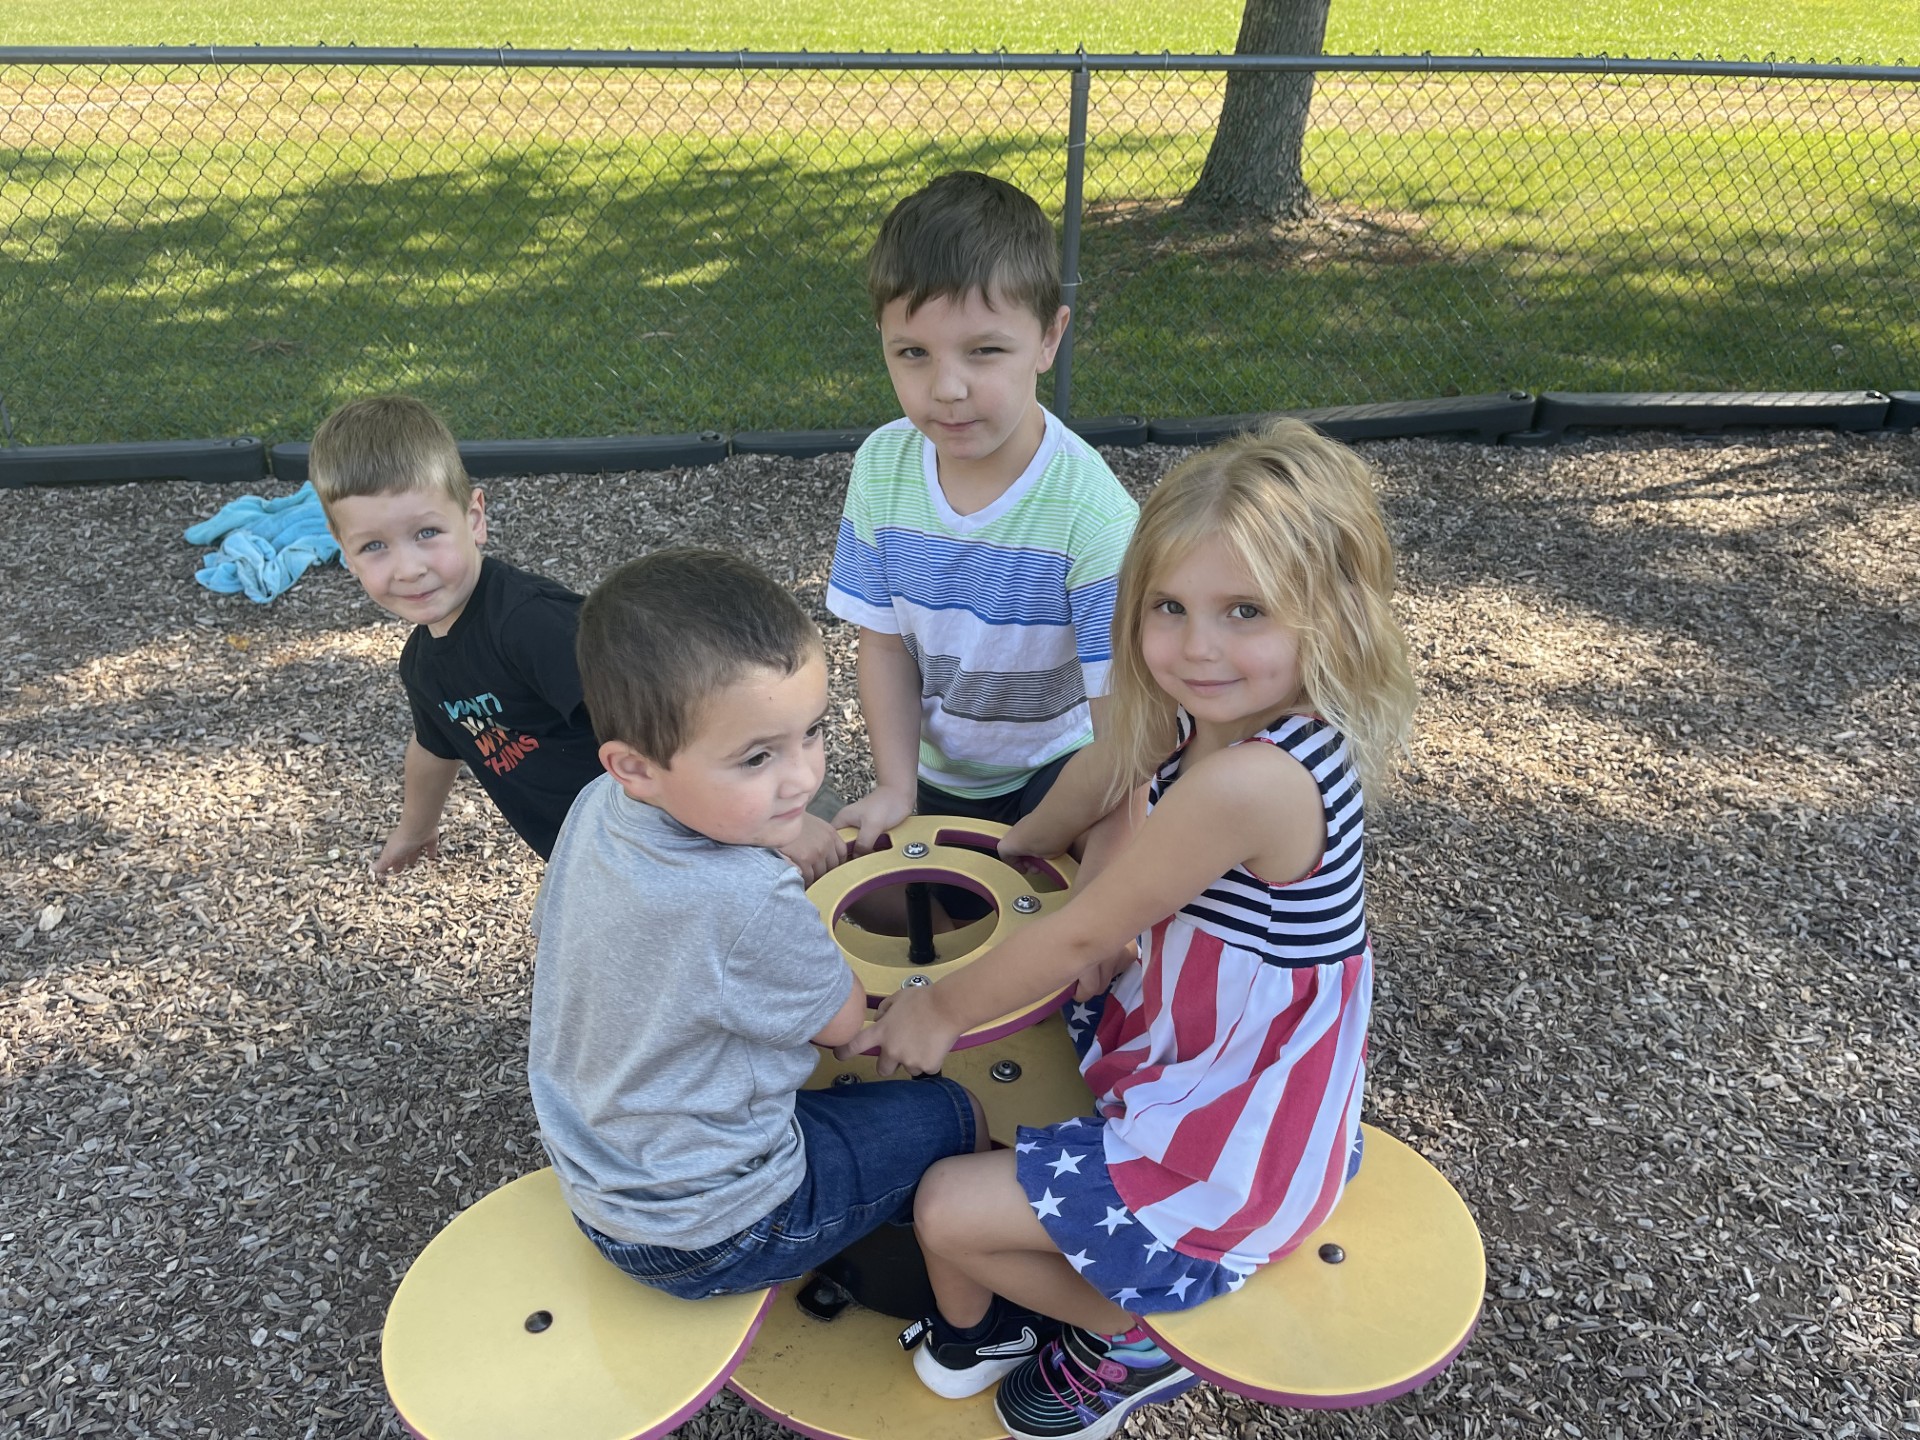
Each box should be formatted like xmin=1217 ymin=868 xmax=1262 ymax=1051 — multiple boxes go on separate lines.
xmin=310 ymin=395 xmax=469 ymax=512
xmin=1107 ymin=420 xmax=1418 ymax=800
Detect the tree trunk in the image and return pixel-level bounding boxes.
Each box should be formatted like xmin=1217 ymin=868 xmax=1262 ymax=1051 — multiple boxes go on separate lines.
xmin=1185 ymin=0 xmax=1333 ymax=220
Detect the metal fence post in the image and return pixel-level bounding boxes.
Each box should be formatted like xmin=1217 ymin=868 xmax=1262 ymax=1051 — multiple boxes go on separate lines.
xmin=1052 ymin=59 xmax=1091 ymax=421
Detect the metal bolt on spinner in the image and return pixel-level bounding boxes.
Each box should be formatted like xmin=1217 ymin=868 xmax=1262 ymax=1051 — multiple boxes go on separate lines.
xmin=902 ymin=974 xmax=931 ymax=988
xmin=989 ymin=1060 xmax=1023 ymax=1083
xmin=902 ymin=841 xmax=930 ymax=858
xmin=1012 ymin=894 xmax=1041 ymax=914
xmin=1318 ymin=1243 xmax=1346 ymax=1264
xmin=831 ymin=1072 xmax=861 ymax=1088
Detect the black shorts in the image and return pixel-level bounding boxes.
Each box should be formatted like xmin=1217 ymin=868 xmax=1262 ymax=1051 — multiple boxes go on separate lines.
xmin=914 ymin=748 xmax=1080 ymax=921
xmin=914 ymin=748 xmax=1078 ymax=827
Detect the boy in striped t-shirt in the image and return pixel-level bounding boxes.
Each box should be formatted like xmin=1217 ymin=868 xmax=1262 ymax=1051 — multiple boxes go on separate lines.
xmin=827 ymin=172 xmax=1138 ymax=868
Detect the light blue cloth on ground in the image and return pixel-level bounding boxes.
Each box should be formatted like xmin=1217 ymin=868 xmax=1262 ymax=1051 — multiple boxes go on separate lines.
xmin=185 ymin=481 xmax=341 ymax=603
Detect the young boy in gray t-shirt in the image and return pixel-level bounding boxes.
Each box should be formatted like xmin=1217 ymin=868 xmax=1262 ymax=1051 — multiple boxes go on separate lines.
xmin=527 ymin=548 xmax=990 ymax=1301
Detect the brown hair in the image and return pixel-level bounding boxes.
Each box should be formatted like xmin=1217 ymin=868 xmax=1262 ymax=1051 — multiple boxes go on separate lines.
xmin=577 ymin=548 xmax=821 ymax=763
xmin=867 ymin=171 xmax=1061 ymax=330
xmin=309 ymin=395 xmax=469 ymax=511
xmin=1107 ymin=420 xmax=1418 ymax=799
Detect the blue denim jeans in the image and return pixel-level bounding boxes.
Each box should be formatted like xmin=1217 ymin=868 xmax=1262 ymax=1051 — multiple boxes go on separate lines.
xmin=580 ymin=1075 xmax=976 ymax=1298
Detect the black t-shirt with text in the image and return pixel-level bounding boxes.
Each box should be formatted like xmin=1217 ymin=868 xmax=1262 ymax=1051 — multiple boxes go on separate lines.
xmin=400 ymin=556 xmax=604 ymax=859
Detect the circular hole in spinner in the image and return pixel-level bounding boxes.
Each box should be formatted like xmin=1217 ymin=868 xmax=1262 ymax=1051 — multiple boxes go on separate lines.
xmin=831 ymin=875 xmax=999 ymax=968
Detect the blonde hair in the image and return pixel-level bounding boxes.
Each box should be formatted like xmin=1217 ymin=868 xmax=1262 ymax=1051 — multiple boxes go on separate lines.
xmin=1107 ymin=420 xmax=1417 ymax=800
xmin=309 ymin=395 xmax=470 ymax=512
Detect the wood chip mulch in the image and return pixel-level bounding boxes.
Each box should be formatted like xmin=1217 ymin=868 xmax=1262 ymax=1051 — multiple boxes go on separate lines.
xmin=2 ymin=428 xmax=1915 ymax=1438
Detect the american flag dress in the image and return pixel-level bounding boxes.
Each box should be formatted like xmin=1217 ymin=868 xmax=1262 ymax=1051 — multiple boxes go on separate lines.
xmin=1068 ymin=710 xmax=1372 ymax=1272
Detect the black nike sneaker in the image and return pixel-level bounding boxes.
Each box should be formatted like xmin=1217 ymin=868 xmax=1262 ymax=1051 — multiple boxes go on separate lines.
xmin=900 ymin=1298 xmax=1063 ymax=1399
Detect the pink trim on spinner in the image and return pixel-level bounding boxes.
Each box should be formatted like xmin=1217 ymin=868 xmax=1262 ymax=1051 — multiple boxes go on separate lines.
xmin=1145 ymin=1305 xmax=1479 ymax=1410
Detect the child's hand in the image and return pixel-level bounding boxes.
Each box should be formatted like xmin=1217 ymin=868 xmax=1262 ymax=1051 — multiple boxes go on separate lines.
xmin=836 ymin=984 xmax=962 ymax=1077
xmin=996 ymin=816 xmax=1050 ymax=864
xmin=780 ymin=813 xmax=849 ymax=886
xmin=371 ymin=822 xmax=439 ymax=880
xmin=1074 ymin=940 xmax=1137 ymax=1001
xmin=833 ymin=786 xmax=914 ymax=855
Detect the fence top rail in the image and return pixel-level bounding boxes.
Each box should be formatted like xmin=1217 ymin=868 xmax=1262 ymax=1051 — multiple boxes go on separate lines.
xmin=0 ymin=45 xmax=1915 ymax=81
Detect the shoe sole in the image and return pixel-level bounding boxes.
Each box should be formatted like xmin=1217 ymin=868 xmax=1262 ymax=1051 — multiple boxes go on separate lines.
xmin=996 ymin=1366 xmax=1197 ymax=1440
xmin=913 ymin=1343 xmax=1031 ymax=1400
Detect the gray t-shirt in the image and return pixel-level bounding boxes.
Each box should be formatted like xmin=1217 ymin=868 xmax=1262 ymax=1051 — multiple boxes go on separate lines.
xmin=528 ymin=773 xmax=855 ymax=1249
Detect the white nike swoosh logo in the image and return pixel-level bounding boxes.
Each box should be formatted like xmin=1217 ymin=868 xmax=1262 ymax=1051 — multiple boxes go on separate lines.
xmin=974 ymin=1327 xmax=1037 ymax=1357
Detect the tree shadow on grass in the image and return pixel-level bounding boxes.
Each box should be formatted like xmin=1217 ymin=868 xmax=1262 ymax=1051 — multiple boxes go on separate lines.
xmin=6 ymin=111 xmax=1916 ymax=446
xmin=0 ymin=136 xmax=1058 ymax=446
xmin=1068 ymin=190 xmax=1920 ymax=417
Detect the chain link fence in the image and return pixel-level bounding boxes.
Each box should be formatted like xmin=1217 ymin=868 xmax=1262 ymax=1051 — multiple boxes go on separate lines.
xmin=2 ymin=49 xmax=1916 ymax=447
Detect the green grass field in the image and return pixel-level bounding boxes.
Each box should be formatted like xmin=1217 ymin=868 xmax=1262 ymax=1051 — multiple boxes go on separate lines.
xmin=3 ymin=7 xmax=1915 ymax=445
xmin=5 ymin=0 xmax=1910 ymax=64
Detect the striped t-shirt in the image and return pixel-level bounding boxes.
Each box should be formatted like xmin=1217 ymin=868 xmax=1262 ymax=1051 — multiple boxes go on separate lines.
xmin=1081 ymin=711 xmax=1373 ymax=1268
xmin=826 ymin=410 xmax=1138 ymax=798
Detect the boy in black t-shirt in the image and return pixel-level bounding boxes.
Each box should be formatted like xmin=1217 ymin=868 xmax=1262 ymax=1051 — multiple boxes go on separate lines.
xmin=312 ymin=396 xmax=607 ymax=870
xmin=312 ymin=395 xmax=849 ymax=879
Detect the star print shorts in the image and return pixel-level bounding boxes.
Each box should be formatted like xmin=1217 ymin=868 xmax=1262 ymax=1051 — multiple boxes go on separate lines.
xmin=1014 ymin=1115 xmax=1253 ymax=1317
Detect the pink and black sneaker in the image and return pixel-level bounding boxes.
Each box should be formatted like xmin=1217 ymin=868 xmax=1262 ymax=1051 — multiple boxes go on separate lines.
xmin=994 ymin=1324 xmax=1197 ymax=1440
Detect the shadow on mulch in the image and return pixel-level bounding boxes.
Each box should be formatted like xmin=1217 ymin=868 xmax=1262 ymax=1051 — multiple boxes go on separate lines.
xmin=1 ymin=430 xmax=1915 ymax=1437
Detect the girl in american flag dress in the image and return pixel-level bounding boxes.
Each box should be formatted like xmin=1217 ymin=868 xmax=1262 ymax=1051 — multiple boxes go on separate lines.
xmin=854 ymin=421 xmax=1418 ymax=1440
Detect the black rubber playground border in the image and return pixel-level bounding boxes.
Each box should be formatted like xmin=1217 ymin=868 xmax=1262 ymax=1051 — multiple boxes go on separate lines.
xmin=1 ymin=390 xmax=1914 ymax=489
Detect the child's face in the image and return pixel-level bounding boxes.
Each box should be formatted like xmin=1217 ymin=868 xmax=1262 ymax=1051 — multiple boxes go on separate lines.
xmin=612 ymin=651 xmax=829 ymax=851
xmin=329 ymin=486 xmax=487 ymax=637
xmin=1140 ymin=538 xmax=1305 ymax=735
xmin=879 ymin=286 xmax=1069 ymax=492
